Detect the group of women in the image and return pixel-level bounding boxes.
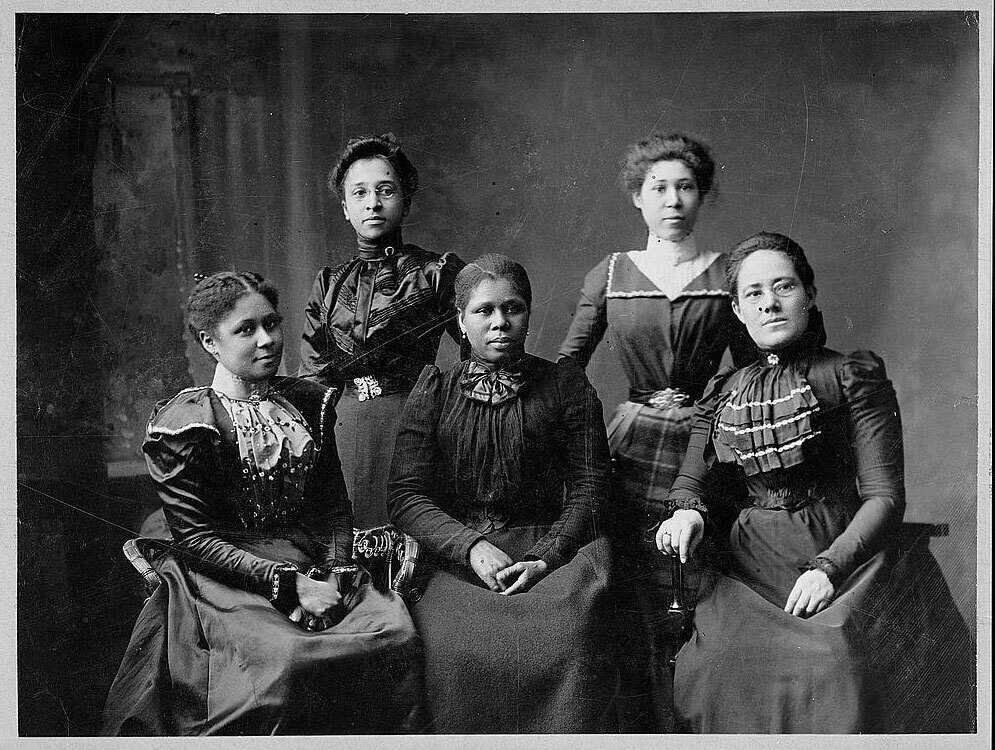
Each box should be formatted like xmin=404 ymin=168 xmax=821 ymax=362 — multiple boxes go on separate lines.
xmin=102 ymin=132 xmax=972 ymax=736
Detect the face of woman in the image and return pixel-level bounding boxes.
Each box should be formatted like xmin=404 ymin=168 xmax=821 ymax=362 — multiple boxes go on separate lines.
xmin=732 ymin=250 xmax=815 ymax=351
xmin=632 ymin=159 xmax=702 ymax=242
xmin=340 ymin=156 xmax=406 ymax=242
xmin=199 ymin=292 xmax=284 ymax=381
xmin=459 ymin=278 xmax=530 ymax=367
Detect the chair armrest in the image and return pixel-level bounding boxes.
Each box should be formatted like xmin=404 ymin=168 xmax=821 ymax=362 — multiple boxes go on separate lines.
xmin=352 ymin=525 xmax=422 ymax=601
xmin=390 ymin=534 xmax=421 ymax=600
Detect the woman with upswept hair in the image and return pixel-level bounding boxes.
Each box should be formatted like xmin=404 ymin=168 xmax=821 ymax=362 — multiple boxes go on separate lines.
xmin=299 ymin=133 xmax=465 ymax=528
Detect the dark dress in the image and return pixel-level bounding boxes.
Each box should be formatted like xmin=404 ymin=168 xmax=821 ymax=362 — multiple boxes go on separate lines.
xmin=299 ymin=243 xmax=464 ymax=527
xmin=668 ymin=326 xmax=975 ymax=733
xmin=388 ymin=355 xmax=616 ymax=733
xmin=101 ymin=377 xmax=420 ymax=736
xmin=559 ymin=250 xmax=753 ymax=729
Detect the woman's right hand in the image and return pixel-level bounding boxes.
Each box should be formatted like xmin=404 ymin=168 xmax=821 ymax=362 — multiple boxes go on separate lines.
xmin=469 ymin=539 xmax=514 ymax=592
xmin=656 ymin=509 xmax=705 ymax=563
xmin=295 ymin=574 xmax=343 ymax=618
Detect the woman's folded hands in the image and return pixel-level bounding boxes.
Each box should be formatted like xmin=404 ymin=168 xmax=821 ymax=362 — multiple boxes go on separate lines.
xmin=469 ymin=538 xmax=549 ymax=595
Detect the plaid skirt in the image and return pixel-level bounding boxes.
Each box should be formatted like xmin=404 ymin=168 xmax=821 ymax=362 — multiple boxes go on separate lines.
xmin=605 ymin=400 xmax=696 ymax=732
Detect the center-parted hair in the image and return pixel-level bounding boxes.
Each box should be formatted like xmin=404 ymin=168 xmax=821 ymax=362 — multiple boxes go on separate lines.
xmin=186 ymin=271 xmax=280 ymax=350
xmin=725 ymin=232 xmax=816 ymax=298
xmin=454 ymin=253 xmax=533 ymax=313
xmin=328 ymin=133 xmax=419 ymax=210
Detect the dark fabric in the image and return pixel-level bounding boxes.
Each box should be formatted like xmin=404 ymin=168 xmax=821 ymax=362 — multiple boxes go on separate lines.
xmin=333 ymin=388 xmax=408 ymax=528
xmin=669 ymin=346 xmax=973 ymax=732
xmin=558 ymin=250 xmax=755 ymax=732
xmin=409 ymin=527 xmax=615 ymax=734
xmin=141 ymin=378 xmax=353 ymax=597
xmin=103 ymin=377 xmax=420 ymax=735
xmin=298 ymin=244 xmax=464 ymax=387
xmin=389 ymin=355 xmax=611 ymax=571
xmin=387 ymin=355 xmax=615 ymax=732
xmin=558 ymin=251 xmax=755 ymax=403
xmin=102 ymin=551 xmax=420 ymax=735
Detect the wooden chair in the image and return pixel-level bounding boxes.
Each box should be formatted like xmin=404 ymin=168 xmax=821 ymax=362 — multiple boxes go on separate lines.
xmin=123 ymin=524 xmax=421 ymax=601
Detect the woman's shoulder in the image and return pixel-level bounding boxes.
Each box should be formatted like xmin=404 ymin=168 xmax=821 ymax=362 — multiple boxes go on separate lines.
xmin=397 ymin=244 xmax=465 ymax=277
xmin=805 ymin=347 xmax=892 ymax=404
xmin=273 ymin=376 xmax=339 ymax=428
xmin=146 ymin=386 xmax=221 ymax=441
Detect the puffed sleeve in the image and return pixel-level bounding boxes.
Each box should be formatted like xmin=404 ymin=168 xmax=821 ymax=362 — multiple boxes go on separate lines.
xmin=298 ymin=387 xmax=354 ymax=568
xmin=523 ymin=357 xmax=610 ymax=571
xmin=558 ymin=256 xmax=610 ymax=369
xmin=812 ymin=351 xmax=905 ymax=584
xmin=388 ymin=365 xmax=486 ymax=565
xmin=298 ymin=267 xmax=339 ymax=385
xmin=428 ymin=251 xmax=466 ymax=344
xmin=667 ymin=366 xmax=740 ymax=518
xmin=144 ymin=426 xmax=281 ymax=597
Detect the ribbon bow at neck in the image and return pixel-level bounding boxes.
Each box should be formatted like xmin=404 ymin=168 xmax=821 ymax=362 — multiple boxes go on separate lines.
xmin=459 ymin=360 xmax=526 ymax=405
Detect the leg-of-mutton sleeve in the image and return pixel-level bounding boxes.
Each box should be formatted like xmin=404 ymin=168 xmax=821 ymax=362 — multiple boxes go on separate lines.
xmin=298 ymin=266 xmax=340 ymax=385
xmin=298 ymin=387 xmax=354 ymax=569
xmin=144 ymin=427 xmax=282 ymax=597
xmin=813 ymin=350 xmax=906 ymax=584
xmin=558 ymin=256 xmax=610 ymax=369
xmin=522 ymin=357 xmax=611 ymax=571
xmin=388 ymin=366 xmax=486 ymax=565
xmin=427 ymin=251 xmax=467 ymax=345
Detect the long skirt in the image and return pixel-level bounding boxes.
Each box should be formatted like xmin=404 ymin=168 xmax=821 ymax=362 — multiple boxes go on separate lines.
xmin=409 ymin=526 xmax=616 ymax=733
xmin=335 ymin=388 xmax=409 ymax=528
xmin=101 ymin=538 xmax=421 ymax=736
xmin=606 ymin=400 xmax=695 ymax=732
xmin=675 ymin=504 xmax=976 ymax=733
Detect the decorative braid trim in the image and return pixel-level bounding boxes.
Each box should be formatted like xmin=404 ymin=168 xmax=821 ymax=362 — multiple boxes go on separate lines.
xmin=605 ymin=288 xmax=729 ymax=299
xmin=725 ymin=384 xmax=814 ymax=410
xmin=148 ymin=422 xmax=220 ymax=437
xmin=728 ymin=431 xmax=822 ymax=460
xmin=716 ymin=406 xmax=821 ymax=435
xmin=316 ymin=386 xmax=337 ymax=452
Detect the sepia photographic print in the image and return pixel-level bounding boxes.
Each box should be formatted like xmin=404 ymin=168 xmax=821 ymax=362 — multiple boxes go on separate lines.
xmin=5 ymin=3 xmax=990 ymax=748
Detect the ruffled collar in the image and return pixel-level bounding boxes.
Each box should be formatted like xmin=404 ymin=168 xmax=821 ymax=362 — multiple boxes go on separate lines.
xmin=459 ymin=357 xmax=528 ymax=405
xmin=713 ymin=309 xmax=828 ymax=476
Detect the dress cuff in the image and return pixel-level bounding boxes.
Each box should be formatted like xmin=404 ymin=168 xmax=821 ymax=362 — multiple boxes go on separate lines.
xmin=671 ymin=495 xmax=708 ymax=515
xmin=806 ymin=556 xmax=844 ymax=587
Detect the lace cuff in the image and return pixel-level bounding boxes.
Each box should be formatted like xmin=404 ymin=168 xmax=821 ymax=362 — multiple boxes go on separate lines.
xmin=806 ymin=556 xmax=843 ymax=587
xmin=671 ymin=495 xmax=708 ymax=515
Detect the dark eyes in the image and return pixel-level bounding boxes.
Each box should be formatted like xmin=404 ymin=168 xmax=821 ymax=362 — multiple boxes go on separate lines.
xmin=235 ymin=315 xmax=282 ymax=335
xmin=351 ymin=185 xmax=397 ymax=199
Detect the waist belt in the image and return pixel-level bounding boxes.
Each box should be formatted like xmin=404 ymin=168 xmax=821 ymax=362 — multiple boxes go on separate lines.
xmin=634 ymin=387 xmax=691 ymax=410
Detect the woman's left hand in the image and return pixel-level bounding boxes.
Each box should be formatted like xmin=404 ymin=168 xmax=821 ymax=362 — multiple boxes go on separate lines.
xmin=496 ymin=560 xmax=549 ymax=596
xmin=784 ymin=569 xmax=835 ymax=617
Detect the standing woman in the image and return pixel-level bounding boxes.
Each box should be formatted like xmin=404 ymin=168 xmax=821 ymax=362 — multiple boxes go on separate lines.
xmin=389 ymin=254 xmax=616 ymax=733
xmin=657 ymin=233 xmax=973 ymax=732
xmin=558 ymin=133 xmax=753 ymax=730
xmin=102 ymin=272 xmax=419 ymax=735
xmin=300 ymin=133 xmax=465 ymax=528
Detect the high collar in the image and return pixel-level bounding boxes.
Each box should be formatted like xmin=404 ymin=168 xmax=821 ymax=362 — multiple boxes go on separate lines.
xmin=641 ymin=232 xmax=699 ymax=265
xmin=356 ymin=229 xmax=403 ymax=261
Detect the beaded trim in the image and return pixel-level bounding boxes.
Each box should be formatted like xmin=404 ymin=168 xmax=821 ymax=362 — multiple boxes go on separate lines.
xmin=716 ymin=406 xmax=820 ymax=435
xmin=726 ymin=431 xmax=822 ymax=461
xmin=605 ymin=252 xmax=730 ymax=300
xmin=725 ymin=384 xmax=814 ymax=410
xmin=148 ymin=422 xmax=221 ymax=437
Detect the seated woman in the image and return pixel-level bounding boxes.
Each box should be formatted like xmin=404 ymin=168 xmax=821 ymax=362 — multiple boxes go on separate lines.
xmin=102 ymin=271 xmax=419 ymax=736
xmin=656 ymin=232 xmax=975 ymax=733
xmin=388 ymin=254 xmax=616 ymax=733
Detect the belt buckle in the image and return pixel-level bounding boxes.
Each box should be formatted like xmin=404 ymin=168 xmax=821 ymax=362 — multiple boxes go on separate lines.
xmin=353 ymin=375 xmax=383 ymax=402
xmin=648 ymin=387 xmax=689 ymax=410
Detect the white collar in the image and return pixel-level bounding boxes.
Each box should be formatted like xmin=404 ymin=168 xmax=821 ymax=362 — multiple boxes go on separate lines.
xmin=637 ymin=232 xmax=700 ymax=266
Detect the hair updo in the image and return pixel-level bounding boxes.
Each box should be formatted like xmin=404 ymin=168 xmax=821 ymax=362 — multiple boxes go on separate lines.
xmin=186 ymin=271 xmax=279 ymax=350
xmin=619 ymin=132 xmax=716 ymax=198
xmin=725 ymin=232 xmax=816 ymax=298
xmin=328 ymin=132 xmax=419 ymax=210
xmin=454 ymin=253 xmax=533 ymax=313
